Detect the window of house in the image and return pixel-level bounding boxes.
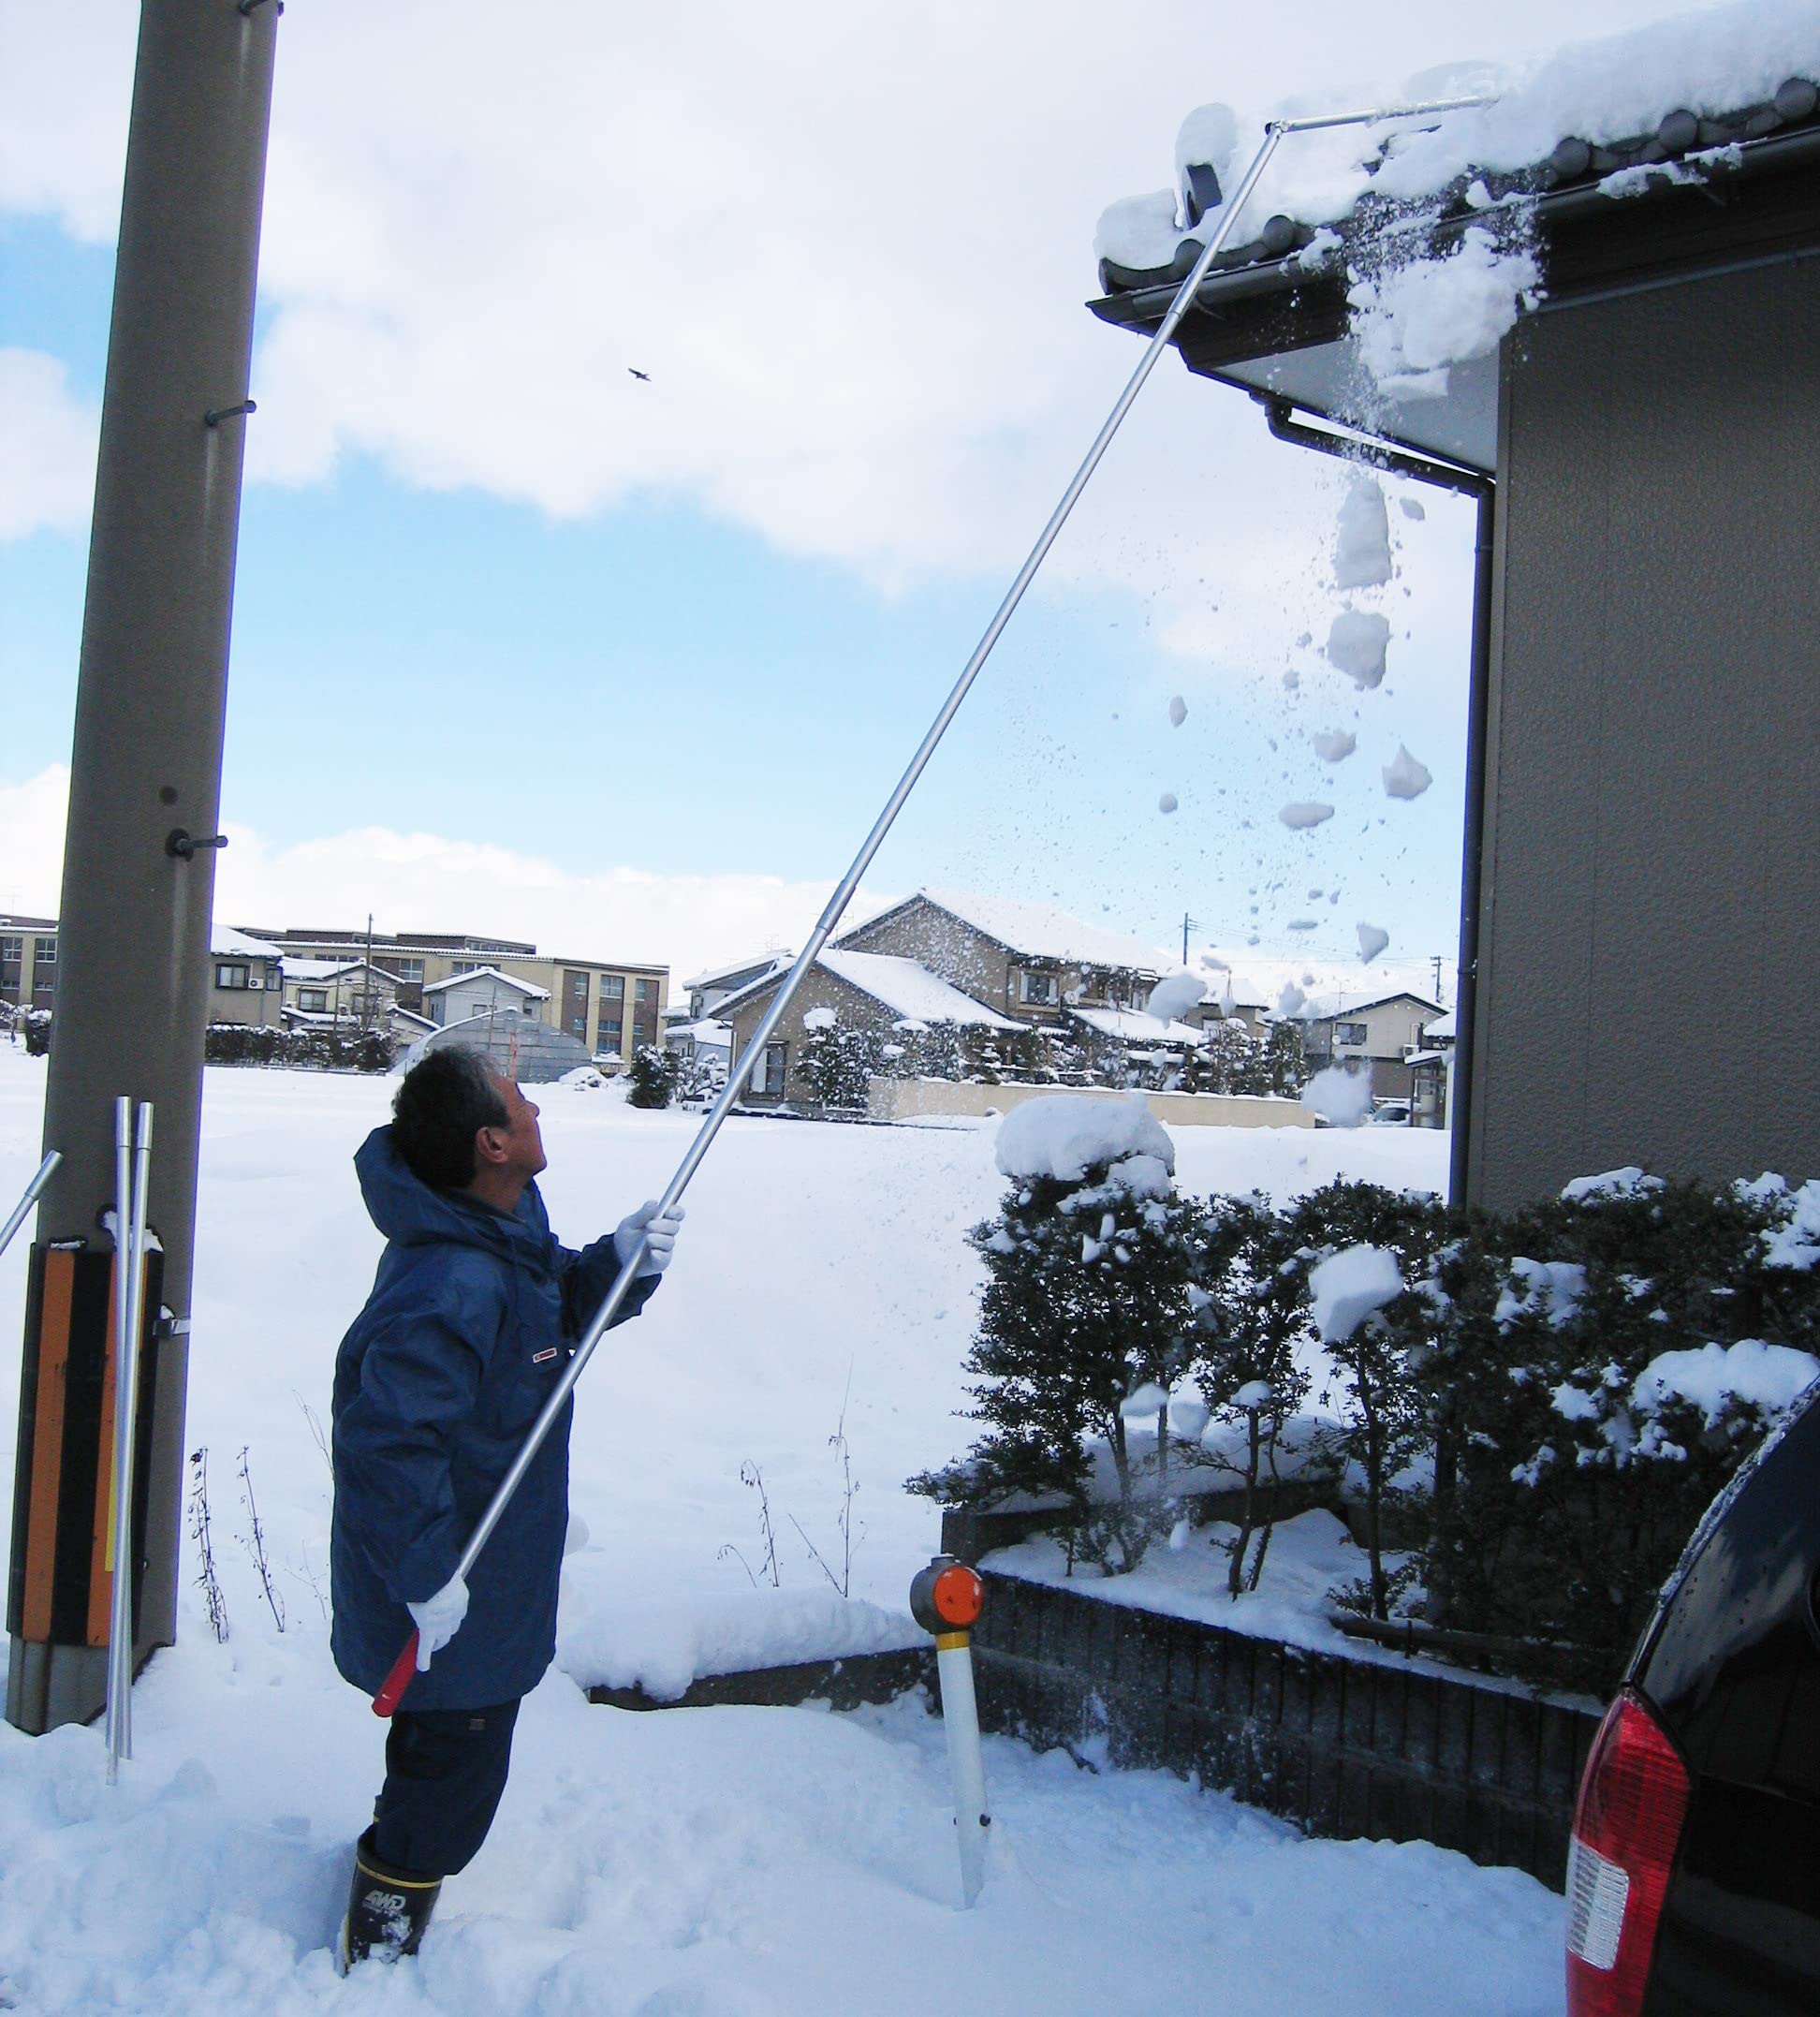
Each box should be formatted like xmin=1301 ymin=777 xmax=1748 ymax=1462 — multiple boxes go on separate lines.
xmin=754 ymin=1041 xmax=787 ymax=1096
xmin=634 ymin=979 xmax=652 ymax=1005
xmin=1019 ymin=971 xmax=1059 ymax=1006
xmin=598 ymin=1017 xmax=623 ymax=1047
xmin=215 ymin=963 xmax=250 ymax=990
xmin=1336 ymin=1021 xmax=1369 ymax=1046
xmin=380 ymin=957 xmax=424 ymax=984
xmin=0 ymin=936 xmax=20 ymax=989
xmin=299 ymin=988 xmax=329 ymax=1013
xmin=600 ymin=974 xmax=624 ymax=1001
xmin=33 ymin=938 xmax=55 ymax=965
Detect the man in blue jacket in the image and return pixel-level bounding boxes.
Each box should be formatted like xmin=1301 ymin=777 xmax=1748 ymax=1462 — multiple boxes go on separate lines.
xmin=330 ymin=1044 xmax=682 ymax=1969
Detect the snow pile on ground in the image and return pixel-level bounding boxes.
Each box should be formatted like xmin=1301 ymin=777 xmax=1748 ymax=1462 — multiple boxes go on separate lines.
xmin=1302 ymin=1064 xmax=1373 ymax=1128
xmin=1633 ymin=1339 xmax=1820 ymax=1428
xmin=1309 ymin=1244 xmax=1404 ymax=1343
xmin=994 ymin=1092 xmax=1175 ymax=1184
xmin=557 ymin=1583 xmax=921 ymax=1700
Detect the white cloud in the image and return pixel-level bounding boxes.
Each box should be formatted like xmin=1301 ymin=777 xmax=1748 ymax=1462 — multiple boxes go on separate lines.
xmin=0 ymin=766 xmax=893 ymax=983
xmin=0 ymin=349 xmax=98 ymax=540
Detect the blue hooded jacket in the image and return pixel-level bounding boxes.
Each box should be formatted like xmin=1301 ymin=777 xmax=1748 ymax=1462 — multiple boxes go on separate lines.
xmin=330 ymin=1126 xmax=655 ymax=1710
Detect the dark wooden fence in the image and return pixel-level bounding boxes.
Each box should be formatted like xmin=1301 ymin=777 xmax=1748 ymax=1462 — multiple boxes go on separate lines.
xmin=967 ymin=1568 xmax=1601 ymax=1891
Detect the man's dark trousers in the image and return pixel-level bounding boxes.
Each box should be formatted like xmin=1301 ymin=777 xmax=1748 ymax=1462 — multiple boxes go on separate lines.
xmin=371 ymin=1699 xmax=521 ymax=1877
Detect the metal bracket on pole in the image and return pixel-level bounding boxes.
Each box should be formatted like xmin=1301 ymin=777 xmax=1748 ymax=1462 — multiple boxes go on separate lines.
xmin=164 ymin=830 xmax=229 ymax=861
xmin=369 ymin=86 xmax=1496 ymax=1717
xmin=0 ymin=1152 xmax=60 ymax=1263
xmin=203 ymin=400 xmax=257 ymax=428
xmin=104 ymin=1100 xmax=154 ymax=1784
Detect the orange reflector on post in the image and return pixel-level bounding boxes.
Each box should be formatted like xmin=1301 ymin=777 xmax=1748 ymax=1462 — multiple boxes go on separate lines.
xmin=932 ymin=1563 xmax=983 ymax=1629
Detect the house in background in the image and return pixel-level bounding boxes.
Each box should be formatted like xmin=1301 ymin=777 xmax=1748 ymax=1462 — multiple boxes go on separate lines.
xmin=422 ymin=965 xmax=550 ymax=1029
xmin=834 ymin=890 xmax=1165 ymax=1027
xmin=682 ymin=952 xmax=793 ymax=1022
xmin=1406 ymin=1010 xmax=1457 ymax=1131
xmin=0 ymin=915 xmax=58 ymax=1018
xmin=1088 ymin=58 xmax=1820 ymax=1204
xmin=717 ymin=946 xmax=1022 ymax=1105
xmin=207 ymin=927 xmax=283 ymax=1028
xmin=1297 ymin=992 xmax=1444 ymax=1107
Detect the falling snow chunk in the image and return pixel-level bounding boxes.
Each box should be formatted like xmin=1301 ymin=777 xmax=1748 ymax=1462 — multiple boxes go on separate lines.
xmin=1334 ymin=476 xmax=1393 ymax=590
xmin=1233 ymin=1379 xmax=1274 ymax=1410
xmin=1357 ymin=922 xmax=1390 ymax=963
xmin=1278 ymin=981 xmax=1306 ymax=1017
xmin=1309 ymin=1244 xmax=1405 ymax=1344
xmin=1120 ymin=1382 xmax=1171 ymax=1420
xmin=1279 ymin=801 xmax=1334 ymax=831
xmin=1168 ymin=1393 xmax=1211 ymax=1440
xmin=1286 ymin=919 xmax=1319 ymax=933
xmin=1383 ymin=745 xmax=1433 ymax=801
xmin=1350 ymin=228 xmax=1541 ymax=402
xmin=1147 ymin=971 xmax=1206 ymax=1023
xmin=1400 ymin=497 xmax=1427 ymax=522
xmin=1158 ymin=791 xmax=1179 ymax=815
xmin=1311 ymin=729 xmax=1357 ymax=764
xmin=1168 ymin=695 xmax=1187 ymax=727
xmin=1303 ymin=1064 xmax=1373 ymax=1128
xmin=1326 ymin=611 xmax=1390 ymax=689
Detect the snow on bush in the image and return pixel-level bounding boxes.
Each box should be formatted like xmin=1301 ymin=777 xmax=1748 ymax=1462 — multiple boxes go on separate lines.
xmin=1633 ymin=1339 xmax=1820 ymax=1430
xmin=994 ymin=1092 xmax=1174 ymax=1184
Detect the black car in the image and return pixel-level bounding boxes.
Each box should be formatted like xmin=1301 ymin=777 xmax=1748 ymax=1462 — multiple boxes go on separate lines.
xmin=1565 ymin=1377 xmax=1820 ymax=2014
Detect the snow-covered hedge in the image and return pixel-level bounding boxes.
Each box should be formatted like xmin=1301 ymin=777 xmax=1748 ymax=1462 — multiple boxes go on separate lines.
xmin=914 ymin=1104 xmax=1819 ymax=1688
xmin=203 ymin=1023 xmax=395 ymax=1072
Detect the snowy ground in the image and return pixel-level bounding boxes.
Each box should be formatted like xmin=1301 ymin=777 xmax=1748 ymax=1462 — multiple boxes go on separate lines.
xmin=0 ymin=1052 xmax=1564 ymax=2014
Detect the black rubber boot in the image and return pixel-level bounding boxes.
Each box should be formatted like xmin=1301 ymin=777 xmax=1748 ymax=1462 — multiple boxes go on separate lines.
xmin=335 ymin=1829 xmax=441 ymax=1973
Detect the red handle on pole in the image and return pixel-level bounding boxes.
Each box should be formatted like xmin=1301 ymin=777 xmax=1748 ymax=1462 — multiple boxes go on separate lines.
xmin=372 ymin=1630 xmax=419 ymax=1717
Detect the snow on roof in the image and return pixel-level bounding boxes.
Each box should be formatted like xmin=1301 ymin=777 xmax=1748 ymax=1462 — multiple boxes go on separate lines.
xmin=421 ymin=965 xmax=551 ymax=1001
xmin=1100 ymin=6 xmax=1818 ymax=277
xmin=683 ymin=950 xmax=793 ymax=992
xmin=668 ymin=1019 xmax=732 ymax=1042
xmin=212 ymin=925 xmax=281 ymax=960
xmin=816 ymin=949 xmax=1020 ymax=1031
xmin=907 ymin=890 xmax=1166 ymax=972
xmin=281 ymin=956 xmax=363 ymax=982
xmin=1297 ymin=990 xmax=1443 ymax=1023
xmin=996 ymin=1092 xmax=1176 ymax=1184
xmin=1067 ymin=1006 xmax=1204 ymax=1046
xmin=1424 ymin=1009 xmax=1458 ymax=1040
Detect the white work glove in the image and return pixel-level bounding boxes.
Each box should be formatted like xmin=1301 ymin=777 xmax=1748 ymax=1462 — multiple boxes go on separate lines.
xmin=406 ymin=1576 xmax=469 ymax=1671
xmin=614 ymin=1200 xmax=684 ymax=1277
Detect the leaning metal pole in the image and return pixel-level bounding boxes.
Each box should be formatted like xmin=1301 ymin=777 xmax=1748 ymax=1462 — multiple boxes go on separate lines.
xmin=7 ymin=0 xmax=279 ymax=1734
xmin=376 ymin=98 xmax=1496 ymax=1710
xmin=0 ymin=1155 xmax=60 ymax=1264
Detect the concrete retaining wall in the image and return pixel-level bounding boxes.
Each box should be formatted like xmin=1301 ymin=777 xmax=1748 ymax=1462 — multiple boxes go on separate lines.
xmin=866 ymin=1078 xmax=1314 ymax=1130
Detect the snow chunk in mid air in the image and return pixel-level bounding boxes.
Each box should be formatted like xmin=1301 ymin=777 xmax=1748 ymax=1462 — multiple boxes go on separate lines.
xmin=1312 ymin=728 xmax=1357 ymax=763
xmin=1357 ymin=922 xmax=1390 ymax=964
xmin=1120 ymin=1382 xmax=1171 ymax=1421
xmin=1382 ymin=746 xmax=1432 ymax=800
xmin=1148 ymin=971 xmax=1206 ymax=1023
xmin=996 ymin=1093 xmax=1175 ymax=1185
xmin=1158 ymin=791 xmax=1179 ymax=815
xmin=1334 ymin=476 xmax=1393 ymax=590
xmin=1351 ymin=228 xmax=1540 ymax=401
xmin=1168 ymin=694 xmax=1187 ymax=727
xmin=1302 ymin=1064 xmax=1373 ymax=1128
xmin=1309 ymin=1244 xmax=1404 ymax=1343
xmin=1326 ymin=611 xmax=1390 ymax=688
xmin=1280 ymin=801 xmax=1335 ymax=830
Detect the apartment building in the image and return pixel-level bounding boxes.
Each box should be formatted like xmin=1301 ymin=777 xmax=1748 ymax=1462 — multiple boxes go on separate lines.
xmin=0 ymin=915 xmax=58 ymax=1015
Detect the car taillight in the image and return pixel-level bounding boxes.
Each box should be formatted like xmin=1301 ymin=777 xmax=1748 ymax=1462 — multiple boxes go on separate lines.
xmin=1566 ymin=1688 xmax=1691 ymax=2016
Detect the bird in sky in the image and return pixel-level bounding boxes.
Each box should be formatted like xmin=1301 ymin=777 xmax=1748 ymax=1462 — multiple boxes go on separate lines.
xmin=627 ymin=367 xmax=651 ymax=382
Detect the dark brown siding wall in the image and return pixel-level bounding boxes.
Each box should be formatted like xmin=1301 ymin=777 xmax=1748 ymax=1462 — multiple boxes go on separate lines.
xmin=1470 ymin=260 xmax=1820 ymax=1209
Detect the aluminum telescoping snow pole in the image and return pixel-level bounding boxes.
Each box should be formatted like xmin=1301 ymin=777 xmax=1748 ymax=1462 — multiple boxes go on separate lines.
xmin=0 ymin=1152 xmax=61 ymax=1262
xmin=371 ymin=90 xmax=1495 ymax=1715
xmin=105 ymin=1100 xmax=153 ymax=1782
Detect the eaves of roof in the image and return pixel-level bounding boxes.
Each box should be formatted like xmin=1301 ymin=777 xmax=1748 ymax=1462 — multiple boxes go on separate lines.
xmin=1089 ymin=96 xmax=1820 ymax=383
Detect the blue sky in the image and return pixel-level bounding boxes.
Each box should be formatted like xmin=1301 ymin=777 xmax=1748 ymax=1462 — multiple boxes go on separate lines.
xmin=0 ymin=0 xmax=1678 ymax=994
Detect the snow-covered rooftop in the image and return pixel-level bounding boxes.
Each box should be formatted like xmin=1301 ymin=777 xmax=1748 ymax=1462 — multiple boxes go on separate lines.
xmin=1067 ymin=1005 xmax=1204 ymax=1047
xmin=211 ymin=925 xmax=281 ymax=961
xmin=1296 ymin=989 xmax=1442 ymax=1023
xmin=683 ymin=950 xmax=793 ymax=993
xmin=279 ymin=956 xmax=363 ymax=982
xmin=903 ymin=890 xmax=1167 ymax=973
xmin=1424 ymin=1009 xmax=1458 ymax=1041
xmin=815 ymin=949 xmax=1020 ymax=1030
xmin=421 ymin=964 xmax=551 ymax=1001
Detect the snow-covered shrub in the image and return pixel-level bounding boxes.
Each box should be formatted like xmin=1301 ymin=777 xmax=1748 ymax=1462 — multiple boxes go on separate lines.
xmin=794 ymin=1015 xmax=882 ymax=1110
xmin=1182 ymin=1194 xmax=1321 ymax=1595
xmin=1424 ymin=1173 xmax=1820 ymax=1680
xmin=204 ymin=1023 xmax=393 ymax=1072
xmin=626 ymin=1044 xmax=680 ymax=1109
xmin=22 ymin=1008 xmax=51 ymax=1057
xmin=908 ymin=1097 xmax=1199 ymax=1574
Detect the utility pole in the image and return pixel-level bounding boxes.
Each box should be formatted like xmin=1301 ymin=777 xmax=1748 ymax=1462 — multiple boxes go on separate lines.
xmin=7 ymin=0 xmax=280 ymax=1734
xmin=363 ymin=912 xmax=375 ymax=1032
xmin=1431 ymin=954 xmax=1445 ymax=1007
xmin=1182 ymin=913 xmax=1198 ymax=965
